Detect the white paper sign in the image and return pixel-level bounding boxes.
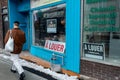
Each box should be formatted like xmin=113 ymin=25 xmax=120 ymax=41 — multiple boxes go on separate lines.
xmin=44 ymin=40 xmax=65 ymax=53
xmin=31 ymin=0 xmax=61 ymax=8
xmin=47 ymin=19 xmax=57 ymax=33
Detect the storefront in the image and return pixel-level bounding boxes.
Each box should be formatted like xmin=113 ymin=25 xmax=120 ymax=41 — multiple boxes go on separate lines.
xmin=8 ymin=0 xmax=80 ymax=74
xmin=8 ymin=0 xmax=120 ymax=79
xmin=81 ymin=0 xmax=120 ymax=80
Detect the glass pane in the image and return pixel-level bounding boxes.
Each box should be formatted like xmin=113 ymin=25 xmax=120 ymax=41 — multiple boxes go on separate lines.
xmin=33 ymin=4 xmax=66 ymax=53
xmin=82 ymin=0 xmax=120 ymax=62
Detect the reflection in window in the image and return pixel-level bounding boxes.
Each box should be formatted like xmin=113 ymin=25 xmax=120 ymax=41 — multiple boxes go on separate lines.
xmin=82 ymin=0 xmax=120 ymax=63
xmin=33 ymin=4 xmax=66 ymax=47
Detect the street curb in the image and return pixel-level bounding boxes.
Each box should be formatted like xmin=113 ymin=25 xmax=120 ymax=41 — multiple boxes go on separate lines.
xmin=23 ymin=66 xmax=57 ymax=80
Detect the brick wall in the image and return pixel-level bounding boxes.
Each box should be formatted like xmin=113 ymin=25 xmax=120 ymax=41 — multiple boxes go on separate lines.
xmin=81 ymin=60 xmax=120 ymax=80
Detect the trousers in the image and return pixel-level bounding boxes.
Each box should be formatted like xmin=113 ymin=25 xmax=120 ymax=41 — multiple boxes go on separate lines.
xmin=10 ymin=54 xmax=24 ymax=74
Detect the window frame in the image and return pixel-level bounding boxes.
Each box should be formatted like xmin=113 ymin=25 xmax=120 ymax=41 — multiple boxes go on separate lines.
xmin=81 ymin=0 xmax=120 ymax=67
xmin=31 ymin=3 xmax=66 ymax=54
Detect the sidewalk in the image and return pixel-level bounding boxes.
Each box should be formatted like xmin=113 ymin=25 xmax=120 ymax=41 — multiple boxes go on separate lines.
xmin=19 ymin=51 xmax=81 ymax=78
xmin=0 ymin=49 xmax=97 ymax=80
xmin=19 ymin=51 xmax=98 ymax=80
xmin=0 ymin=55 xmax=57 ymax=80
xmin=19 ymin=51 xmax=51 ymax=68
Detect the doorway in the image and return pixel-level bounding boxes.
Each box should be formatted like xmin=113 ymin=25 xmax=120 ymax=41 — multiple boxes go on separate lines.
xmin=19 ymin=12 xmax=30 ymax=51
xmin=2 ymin=7 xmax=9 ymax=48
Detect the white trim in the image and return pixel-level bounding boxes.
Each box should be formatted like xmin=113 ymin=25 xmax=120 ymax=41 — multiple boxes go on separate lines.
xmin=31 ymin=12 xmax=35 ymax=45
xmin=80 ymin=0 xmax=84 ymax=58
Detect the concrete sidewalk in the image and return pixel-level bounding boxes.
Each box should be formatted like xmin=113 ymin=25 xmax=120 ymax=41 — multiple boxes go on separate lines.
xmin=19 ymin=51 xmax=81 ymax=78
xmin=19 ymin=51 xmax=97 ymax=80
xmin=0 ymin=49 xmax=97 ymax=80
xmin=0 ymin=57 xmax=52 ymax=80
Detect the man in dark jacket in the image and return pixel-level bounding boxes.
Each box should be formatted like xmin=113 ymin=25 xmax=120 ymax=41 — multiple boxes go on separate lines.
xmin=4 ymin=21 xmax=26 ymax=80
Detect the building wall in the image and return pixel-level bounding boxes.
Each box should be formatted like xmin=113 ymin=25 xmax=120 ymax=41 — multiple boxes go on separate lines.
xmin=0 ymin=0 xmax=8 ymax=48
xmin=81 ymin=60 xmax=120 ymax=80
xmin=30 ymin=0 xmax=80 ymax=73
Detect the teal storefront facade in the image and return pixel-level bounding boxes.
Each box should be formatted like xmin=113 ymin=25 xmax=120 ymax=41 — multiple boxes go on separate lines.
xmin=8 ymin=0 xmax=120 ymax=79
xmin=8 ymin=0 xmax=80 ymax=73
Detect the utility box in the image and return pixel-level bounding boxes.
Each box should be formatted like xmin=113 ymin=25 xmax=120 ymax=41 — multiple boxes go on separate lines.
xmin=50 ymin=53 xmax=64 ymax=72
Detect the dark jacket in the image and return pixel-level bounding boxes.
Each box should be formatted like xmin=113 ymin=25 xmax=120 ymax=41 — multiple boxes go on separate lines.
xmin=4 ymin=28 xmax=26 ymax=54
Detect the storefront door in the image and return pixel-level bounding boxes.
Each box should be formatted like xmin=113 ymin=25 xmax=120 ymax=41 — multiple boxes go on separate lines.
xmin=20 ymin=12 xmax=30 ymax=50
xmin=2 ymin=14 xmax=9 ymax=48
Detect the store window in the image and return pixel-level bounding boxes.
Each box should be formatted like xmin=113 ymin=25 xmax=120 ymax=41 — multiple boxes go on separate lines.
xmin=33 ymin=4 xmax=66 ymax=53
xmin=82 ymin=0 xmax=120 ymax=63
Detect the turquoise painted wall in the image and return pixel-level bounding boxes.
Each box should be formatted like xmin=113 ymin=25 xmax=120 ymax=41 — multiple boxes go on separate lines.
xmin=18 ymin=0 xmax=30 ymax=12
xmin=30 ymin=0 xmax=80 ymax=73
xmin=65 ymin=0 xmax=80 ymax=73
xmin=8 ymin=0 xmax=30 ymax=50
xmin=8 ymin=0 xmax=81 ymax=73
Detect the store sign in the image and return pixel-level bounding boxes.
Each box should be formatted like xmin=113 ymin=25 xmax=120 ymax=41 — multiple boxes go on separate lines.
xmin=43 ymin=10 xmax=65 ymax=18
xmin=44 ymin=40 xmax=65 ymax=53
xmin=83 ymin=43 xmax=105 ymax=60
xmin=47 ymin=19 xmax=57 ymax=33
xmin=31 ymin=0 xmax=61 ymax=8
xmin=84 ymin=0 xmax=120 ymax=32
xmin=86 ymin=0 xmax=108 ymax=4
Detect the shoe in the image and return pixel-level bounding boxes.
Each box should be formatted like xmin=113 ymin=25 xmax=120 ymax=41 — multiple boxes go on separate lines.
xmin=19 ymin=72 xmax=25 ymax=80
xmin=10 ymin=69 xmax=17 ymax=73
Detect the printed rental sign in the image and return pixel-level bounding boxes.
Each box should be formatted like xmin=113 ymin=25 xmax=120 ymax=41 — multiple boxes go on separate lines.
xmin=44 ymin=40 xmax=65 ymax=53
xmin=31 ymin=0 xmax=61 ymax=8
xmin=83 ymin=43 xmax=105 ymax=60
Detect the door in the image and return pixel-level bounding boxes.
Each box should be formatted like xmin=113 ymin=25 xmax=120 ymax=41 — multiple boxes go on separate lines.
xmin=2 ymin=14 xmax=9 ymax=48
xmin=19 ymin=12 xmax=30 ymax=51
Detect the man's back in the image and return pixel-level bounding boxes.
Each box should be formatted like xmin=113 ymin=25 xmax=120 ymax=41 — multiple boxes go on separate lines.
xmin=4 ymin=28 xmax=26 ymax=54
xmin=12 ymin=28 xmax=26 ymax=54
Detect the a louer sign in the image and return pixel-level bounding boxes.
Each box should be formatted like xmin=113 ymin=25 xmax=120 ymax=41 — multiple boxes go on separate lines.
xmin=83 ymin=43 xmax=105 ymax=60
xmin=44 ymin=40 xmax=65 ymax=53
